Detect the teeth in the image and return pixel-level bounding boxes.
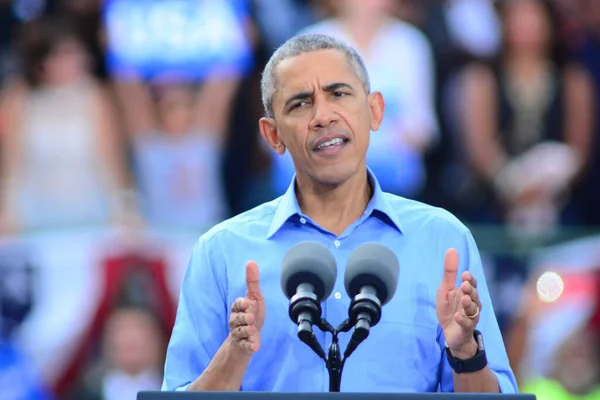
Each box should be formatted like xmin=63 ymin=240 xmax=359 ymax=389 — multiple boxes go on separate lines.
xmin=318 ymin=138 xmax=344 ymax=149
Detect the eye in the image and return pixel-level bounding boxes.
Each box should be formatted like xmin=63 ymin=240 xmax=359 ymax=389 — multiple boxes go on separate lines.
xmin=291 ymin=100 xmax=309 ymax=110
xmin=332 ymin=91 xmax=347 ymax=98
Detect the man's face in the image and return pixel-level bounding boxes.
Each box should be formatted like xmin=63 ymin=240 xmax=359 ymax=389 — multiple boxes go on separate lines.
xmin=260 ymin=49 xmax=384 ymax=187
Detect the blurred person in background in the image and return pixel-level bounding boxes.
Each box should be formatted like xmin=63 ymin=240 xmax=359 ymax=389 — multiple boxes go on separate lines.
xmin=396 ymin=0 xmax=503 ymax=216
xmin=69 ymin=306 xmax=165 ymax=400
xmin=118 ymin=79 xmax=229 ymax=232
xmin=521 ymin=326 xmax=600 ymax=399
xmin=251 ymin=0 xmax=322 ymax=51
xmin=52 ymin=0 xmax=108 ymax=81
xmin=269 ymin=0 xmax=439 ymax=199
xmin=0 ymin=15 xmax=133 ymax=234
xmin=505 ymin=266 xmax=599 ymax=386
xmin=109 ymin=0 xmax=252 ymax=228
xmin=571 ymin=0 xmax=600 ymax=227
xmin=459 ymin=0 xmax=595 ymax=234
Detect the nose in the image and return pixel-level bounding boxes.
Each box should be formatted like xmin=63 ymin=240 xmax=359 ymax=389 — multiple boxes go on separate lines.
xmin=309 ymin=96 xmax=338 ymax=130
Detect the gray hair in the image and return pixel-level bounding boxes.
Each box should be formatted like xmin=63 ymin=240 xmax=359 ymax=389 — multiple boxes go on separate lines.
xmin=260 ymin=33 xmax=371 ymax=119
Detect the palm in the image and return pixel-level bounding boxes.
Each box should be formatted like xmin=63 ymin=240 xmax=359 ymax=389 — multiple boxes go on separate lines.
xmin=436 ymin=249 xmax=477 ymax=352
xmin=436 ymin=285 xmax=467 ymax=350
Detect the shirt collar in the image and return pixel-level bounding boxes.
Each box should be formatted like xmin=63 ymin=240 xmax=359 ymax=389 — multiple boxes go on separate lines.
xmin=266 ymin=167 xmax=404 ymax=238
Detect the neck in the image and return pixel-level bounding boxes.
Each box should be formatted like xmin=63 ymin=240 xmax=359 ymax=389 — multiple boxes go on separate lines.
xmin=505 ymin=53 xmax=549 ymax=78
xmin=505 ymin=51 xmax=547 ymax=68
xmin=161 ymin=124 xmax=191 ymax=136
xmin=295 ymin=168 xmax=372 ymax=236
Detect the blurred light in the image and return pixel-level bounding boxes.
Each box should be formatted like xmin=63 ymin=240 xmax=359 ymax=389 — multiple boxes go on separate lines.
xmin=536 ymin=271 xmax=565 ymax=303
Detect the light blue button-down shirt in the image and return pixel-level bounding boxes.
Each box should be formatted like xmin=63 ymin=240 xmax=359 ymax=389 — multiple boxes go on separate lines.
xmin=162 ymin=169 xmax=518 ymax=393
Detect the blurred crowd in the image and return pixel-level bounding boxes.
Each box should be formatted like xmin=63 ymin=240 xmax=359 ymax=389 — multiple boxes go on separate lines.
xmin=0 ymin=0 xmax=599 ymax=399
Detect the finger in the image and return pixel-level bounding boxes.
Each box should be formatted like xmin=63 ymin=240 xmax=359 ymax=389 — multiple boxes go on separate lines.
xmin=461 ymin=295 xmax=479 ymax=317
xmin=454 ymin=311 xmax=477 ymax=330
xmin=231 ymin=297 xmax=249 ymax=313
xmin=231 ymin=333 xmax=261 ymax=353
xmin=460 ymin=281 xmax=481 ymax=309
xmin=473 ymin=287 xmax=482 ymax=310
xmin=230 ymin=324 xmax=257 ymax=340
xmin=461 ymin=271 xmax=478 ymax=289
xmin=232 ymin=338 xmax=258 ymax=354
xmin=459 ymin=281 xmax=473 ymax=296
xmin=237 ymin=336 xmax=261 ymax=353
xmin=441 ymin=249 xmax=459 ymax=291
xmin=246 ymin=261 xmax=263 ymax=299
xmin=228 ymin=311 xmax=255 ymax=330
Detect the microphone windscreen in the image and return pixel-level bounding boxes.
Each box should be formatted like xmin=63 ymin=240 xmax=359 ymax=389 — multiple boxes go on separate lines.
xmin=344 ymin=243 xmax=399 ymax=305
xmin=281 ymin=241 xmax=337 ymax=301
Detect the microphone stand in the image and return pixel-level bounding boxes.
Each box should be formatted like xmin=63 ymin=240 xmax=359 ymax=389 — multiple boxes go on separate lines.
xmin=291 ymin=288 xmax=381 ymax=392
xmin=315 ymin=318 xmax=364 ymax=392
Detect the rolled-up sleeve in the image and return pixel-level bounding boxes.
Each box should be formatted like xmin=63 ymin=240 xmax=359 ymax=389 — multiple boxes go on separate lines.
xmin=162 ymin=233 xmax=229 ymax=391
xmin=438 ymin=229 xmax=519 ymax=393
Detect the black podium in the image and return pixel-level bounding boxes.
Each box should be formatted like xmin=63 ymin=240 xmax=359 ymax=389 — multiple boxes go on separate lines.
xmin=138 ymin=392 xmax=535 ymax=400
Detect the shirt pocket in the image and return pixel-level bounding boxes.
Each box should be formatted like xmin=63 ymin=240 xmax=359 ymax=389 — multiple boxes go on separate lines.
xmin=345 ymin=318 xmax=441 ymax=392
xmin=345 ymin=281 xmax=442 ymax=392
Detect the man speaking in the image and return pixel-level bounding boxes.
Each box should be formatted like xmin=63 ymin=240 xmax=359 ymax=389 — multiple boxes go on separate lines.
xmin=161 ymin=33 xmax=518 ymax=393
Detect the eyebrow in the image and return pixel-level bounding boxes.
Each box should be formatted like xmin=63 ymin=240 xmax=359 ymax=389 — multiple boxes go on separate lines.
xmin=283 ymin=82 xmax=355 ymax=109
xmin=323 ymin=82 xmax=354 ymax=93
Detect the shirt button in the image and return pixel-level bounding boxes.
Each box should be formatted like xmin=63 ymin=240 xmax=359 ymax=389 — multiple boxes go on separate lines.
xmin=299 ymin=217 xmax=306 ymax=224
xmin=334 ymin=240 xmax=341 ymax=248
xmin=334 ymin=292 xmax=342 ymax=300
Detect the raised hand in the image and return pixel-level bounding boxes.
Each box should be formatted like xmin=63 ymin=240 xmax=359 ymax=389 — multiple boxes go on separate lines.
xmin=228 ymin=261 xmax=266 ymax=354
xmin=436 ymin=249 xmax=482 ymax=358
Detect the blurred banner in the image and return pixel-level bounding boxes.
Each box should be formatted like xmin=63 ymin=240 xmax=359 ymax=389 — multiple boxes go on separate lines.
xmin=103 ymin=0 xmax=253 ymax=81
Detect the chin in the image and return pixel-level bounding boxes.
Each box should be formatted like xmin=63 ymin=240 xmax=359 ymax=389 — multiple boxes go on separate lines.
xmin=309 ymin=164 xmax=360 ymax=187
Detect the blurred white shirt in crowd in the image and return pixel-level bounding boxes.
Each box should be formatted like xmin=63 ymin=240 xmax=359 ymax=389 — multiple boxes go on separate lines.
xmin=445 ymin=0 xmax=502 ymax=59
xmin=103 ymin=368 xmax=161 ymax=400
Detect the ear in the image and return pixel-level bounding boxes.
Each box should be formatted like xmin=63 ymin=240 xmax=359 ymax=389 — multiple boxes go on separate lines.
xmin=367 ymin=91 xmax=385 ymax=131
xmin=259 ymin=117 xmax=286 ymax=155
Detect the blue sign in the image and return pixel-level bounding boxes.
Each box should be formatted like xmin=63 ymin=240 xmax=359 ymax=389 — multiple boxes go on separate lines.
xmin=103 ymin=0 xmax=253 ymax=80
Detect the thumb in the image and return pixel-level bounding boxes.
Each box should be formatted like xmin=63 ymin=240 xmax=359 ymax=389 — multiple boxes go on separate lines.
xmin=246 ymin=260 xmax=263 ymax=299
xmin=441 ymin=248 xmax=459 ymax=291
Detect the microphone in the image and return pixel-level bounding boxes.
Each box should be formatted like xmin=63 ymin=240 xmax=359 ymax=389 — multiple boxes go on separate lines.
xmin=343 ymin=243 xmax=399 ymax=357
xmin=281 ymin=241 xmax=337 ymax=358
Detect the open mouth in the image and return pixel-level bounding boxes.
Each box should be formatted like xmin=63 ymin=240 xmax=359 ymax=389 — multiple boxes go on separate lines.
xmin=313 ymin=137 xmax=349 ymax=152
